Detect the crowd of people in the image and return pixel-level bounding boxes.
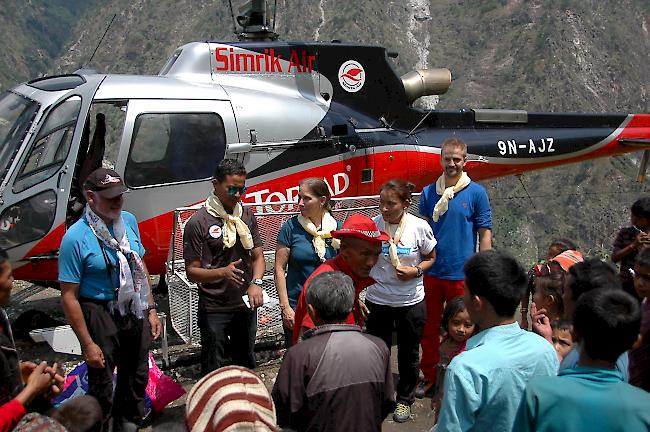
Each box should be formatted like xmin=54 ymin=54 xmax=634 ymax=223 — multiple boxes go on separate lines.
xmin=0 ymin=136 xmax=649 ymax=431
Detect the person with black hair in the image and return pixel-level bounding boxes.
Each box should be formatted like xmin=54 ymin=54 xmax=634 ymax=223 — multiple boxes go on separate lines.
xmin=550 ymin=319 xmax=573 ymax=361
xmin=366 ymin=179 xmax=437 ymax=422
xmin=272 ymin=272 xmax=394 ymax=432
xmin=50 ymin=395 xmax=103 ymax=432
xmin=436 ymin=250 xmax=558 ymax=432
xmin=530 ymin=259 xmax=631 ymax=378
xmin=520 ymin=238 xmax=576 ymax=328
xmin=13 ymin=396 xmax=103 ymax=432
xmin=629 ymin=248 xmax=650 ymax=391
xmin=531 ymin=273 xmax=564 ymax=324
xmin=514 ymin=289 xmax=650 ymax=431
xmin=612 ymin=196 xmax=650 ymax=300
xmin=0 ymin=248 xmax=65 ymax=432
xmin=562 ymin=258 xmax=621 ymax=321
xmin=431 ymin=297 xmax=475 ymax=425
xmin=184 ymin=158 xmax=265 ymax=375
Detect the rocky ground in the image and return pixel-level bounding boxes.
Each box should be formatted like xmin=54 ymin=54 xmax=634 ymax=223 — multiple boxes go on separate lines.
xmin=7 ymin=280 xmax=438 ymax=431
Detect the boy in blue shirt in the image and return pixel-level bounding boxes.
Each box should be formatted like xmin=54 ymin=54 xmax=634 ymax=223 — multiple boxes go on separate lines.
xmin=436 ymin=250 xmax=558 ymax=432
xmin=514 ymin=289 xmax=650 ymax=431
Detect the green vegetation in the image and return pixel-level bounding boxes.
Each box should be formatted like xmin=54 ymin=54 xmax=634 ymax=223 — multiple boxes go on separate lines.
xmin=1 ymin=0 xmax=649 ymax=267
xmin=0 ymin=0 xmax=99 ymax=91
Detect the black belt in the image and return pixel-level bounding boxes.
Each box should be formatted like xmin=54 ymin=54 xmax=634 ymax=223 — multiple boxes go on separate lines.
xmin=78 ymin=296 xmax=112 ymax=307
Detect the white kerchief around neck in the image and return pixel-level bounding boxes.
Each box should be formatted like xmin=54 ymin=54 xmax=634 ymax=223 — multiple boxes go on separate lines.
xmin=84 ymin=205 xmax=149 ymax=318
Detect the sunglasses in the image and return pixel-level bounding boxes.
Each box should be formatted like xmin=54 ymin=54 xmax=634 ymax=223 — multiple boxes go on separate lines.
xmin=226 ymin=186 xmax=247 ymax=196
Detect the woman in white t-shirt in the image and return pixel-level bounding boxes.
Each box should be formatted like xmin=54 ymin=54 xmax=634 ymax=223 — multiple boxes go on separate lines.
xmin=366 ymin=179 xmax=437 ymax=423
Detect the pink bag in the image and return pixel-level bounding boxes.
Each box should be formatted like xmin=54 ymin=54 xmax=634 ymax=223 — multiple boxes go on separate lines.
xmin=146 ymin=353 xmax=186 ymax=412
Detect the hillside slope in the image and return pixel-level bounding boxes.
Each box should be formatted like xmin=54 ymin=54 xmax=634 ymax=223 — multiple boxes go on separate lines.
xmin=1 ymin=0 xmax=649 ymax=265
xmin=0 ymin=0 xmax=98 ymax=91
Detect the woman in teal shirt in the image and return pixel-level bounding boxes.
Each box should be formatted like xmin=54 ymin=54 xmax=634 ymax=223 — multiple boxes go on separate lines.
xmin=274 ymin=178 xmax=341 ymax=346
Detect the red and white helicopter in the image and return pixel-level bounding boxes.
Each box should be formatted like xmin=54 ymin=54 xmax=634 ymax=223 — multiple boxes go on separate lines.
xmin=1 ymin=1 xmax=649 ymax=285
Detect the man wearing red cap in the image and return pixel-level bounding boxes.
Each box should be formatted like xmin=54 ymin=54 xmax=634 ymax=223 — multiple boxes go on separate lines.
xmin=292 ymin=214 xmax=389 ymax=344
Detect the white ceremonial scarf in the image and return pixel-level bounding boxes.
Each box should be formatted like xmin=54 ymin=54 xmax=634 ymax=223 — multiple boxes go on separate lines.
xmin=432 ymin=172 xmax=471 ymax=222
xmin=205 ymin=193 xmax=254 ymax=250
xmin=385 ymin=212 xmax=409 ymax=268
xmin=85 ymin=205 xmax=149 ymax=318
xmin=297 ymin=212 xmax=341 ymax=262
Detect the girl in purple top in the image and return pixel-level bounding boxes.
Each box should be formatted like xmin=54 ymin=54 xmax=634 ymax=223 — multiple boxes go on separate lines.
xmin=431 ymin=296 xmax=475 ymax=424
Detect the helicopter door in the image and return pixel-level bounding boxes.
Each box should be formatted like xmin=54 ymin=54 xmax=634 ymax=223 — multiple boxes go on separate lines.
xmin=0 ymin=76 xmax=105 ymax=280
xmin=115 ymin=99 xmax=237 ymax=273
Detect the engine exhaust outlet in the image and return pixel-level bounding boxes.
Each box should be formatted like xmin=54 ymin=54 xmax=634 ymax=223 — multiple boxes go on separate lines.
xmin=401 ymin=68 xmax=452 ymax=103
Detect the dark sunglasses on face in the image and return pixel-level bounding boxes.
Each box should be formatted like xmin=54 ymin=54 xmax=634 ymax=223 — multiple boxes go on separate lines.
xmin=227 ymin=186 xmax=247 ymax=196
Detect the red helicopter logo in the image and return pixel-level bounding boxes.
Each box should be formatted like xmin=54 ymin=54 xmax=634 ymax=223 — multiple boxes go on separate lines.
xmin=338 ymin=60 xmax=365 ymax=92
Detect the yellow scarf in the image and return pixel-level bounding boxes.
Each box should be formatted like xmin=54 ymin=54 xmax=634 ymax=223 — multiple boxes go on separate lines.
xmin=385 ymin=212 xmax=409 ymax=268
xmin=205 ymin=193 xmax=254 ymax=250
xmin=433 ymin=172 xmax=471 ymax=222
xmin=297 ymin=212 xmax=340 ymax=262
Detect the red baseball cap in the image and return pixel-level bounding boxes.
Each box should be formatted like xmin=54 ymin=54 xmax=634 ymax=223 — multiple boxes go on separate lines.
xmin=331 ymin=214 xmax=390 ymax=243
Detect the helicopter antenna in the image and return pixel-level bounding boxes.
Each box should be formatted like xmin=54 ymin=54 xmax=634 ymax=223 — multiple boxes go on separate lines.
xmin=273 ymin=0 xmax=278 ymax=31
xmin=228 ymin=0 xmax=238 ymax=36
xmin=87 ymin=13 xmax=117 ymax=66
xmin=516 ymin=174 xmax=537 ymax=210
xmin=407 ymin=110 xmax=433 ymax=137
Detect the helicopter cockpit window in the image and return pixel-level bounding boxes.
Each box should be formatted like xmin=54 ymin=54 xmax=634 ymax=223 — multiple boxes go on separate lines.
xmin=13 ymin=96 xmax=81 ymax=193
xmin=0 ymin=190 xmax=56 ymax=250
xmin=125 ymin=112 xmax=226 ymax=187
xmin=0 ymin=92 xmax=40 ymax=185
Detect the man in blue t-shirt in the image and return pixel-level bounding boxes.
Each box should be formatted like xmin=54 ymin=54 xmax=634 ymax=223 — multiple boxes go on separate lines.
xmin=417 ymin=137 xmax=492 ymax=397
xmin=59 ymin=168 xmax=161 ymax=431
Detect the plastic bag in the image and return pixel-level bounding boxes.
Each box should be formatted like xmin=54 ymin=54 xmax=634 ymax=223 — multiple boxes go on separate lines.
xmin=52 ymin=352 xmax=185 ymax=415
xmin=145 ymin=353 xmax=186 ymax=412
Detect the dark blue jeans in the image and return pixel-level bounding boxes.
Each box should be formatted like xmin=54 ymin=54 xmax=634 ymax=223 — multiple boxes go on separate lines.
xmin=198 ymin=308 xmax=257 ymax=375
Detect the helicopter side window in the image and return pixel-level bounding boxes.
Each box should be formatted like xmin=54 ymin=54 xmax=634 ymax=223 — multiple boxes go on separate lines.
xmin=13 ymin=96 xmax=82 ymax=193
xmin=125 ymin=112 xmax=225 ymax=187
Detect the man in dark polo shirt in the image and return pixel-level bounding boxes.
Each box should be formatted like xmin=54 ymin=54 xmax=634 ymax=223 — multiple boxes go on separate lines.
xmin=183 ymin=159 xmax=265 ymax=375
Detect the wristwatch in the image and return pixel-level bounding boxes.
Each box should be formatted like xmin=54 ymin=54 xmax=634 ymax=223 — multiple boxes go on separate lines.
xmin=414 ymin=265 xmax=424 ymax=277
xmin=147 ymin=302 xmax=158 ymax=313
xmin=252 ymin=278 xmax=264 ymax=286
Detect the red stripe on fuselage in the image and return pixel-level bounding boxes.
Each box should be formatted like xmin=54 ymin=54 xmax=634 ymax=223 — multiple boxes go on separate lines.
xmin=13 ymin=113 xmax=650 ymax=280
